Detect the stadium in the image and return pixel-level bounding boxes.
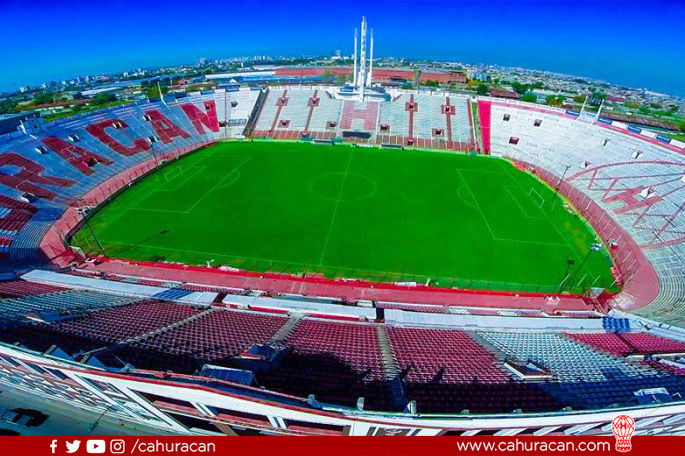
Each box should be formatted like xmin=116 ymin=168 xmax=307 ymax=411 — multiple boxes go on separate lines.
xmin=1 ymin=16 xmax=685 ymax=438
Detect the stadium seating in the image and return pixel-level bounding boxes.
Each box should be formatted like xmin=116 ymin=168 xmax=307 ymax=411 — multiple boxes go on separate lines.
xmin=253 ymin=87 xmax=343 ymax=140
xmin=375 ymin=92 xmax=473 ymax=150
xmin=113 ymin=308 xmax=288 ymax=374
xmin=0 ymin=280 xmax=65 ymax=297
xmin=1 ymin=279 xmax=685 ymax=415
xmin=388 ymin=327 xmax=561 ymax=413
xmin=485 ymin=99 xmax=685 ymax=325
xmin=479 ymin=331 xmax=685 ymax=409
xmin=258 ymin=319 xmax=393 ymax=410
xmin=0 ymin=288 xmax=138 ymax=326
xmin=46 ymin=300 xmax=202 ymax=344
xmin=250 ymin=87 xmax=475 ymax=150
xmin=566 ymin=332 xmax=685 ymax=357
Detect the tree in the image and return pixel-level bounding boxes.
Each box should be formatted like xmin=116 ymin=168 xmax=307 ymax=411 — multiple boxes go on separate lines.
xmin=678 ymin=120 xmax=685 ymax=133
xmin=336 ymin=73 xmax=348 ymax=85
xmin=521 ymin=93 xmax=537 ymax=103
xmin=422 ymin=80 xmax=440 ymax=88
xmin=32 ymin=92 xmax=54 ymax=105
xmin=476 ymin=84 xmax=489 ymax=95
xmin=573 ymin=95 xmax=586 ymax=104
xmin=0 ymin=99 xmax=19 ymax=115
xmin=144 ymin=86 xmax=169 ymax=100
xmin=545 ymin=95 xmax=565 ymax=106
xmin=90 ymin=92 xmax=117 ymax=105
xmin=511 ymin=82 xmax=531 ymax=95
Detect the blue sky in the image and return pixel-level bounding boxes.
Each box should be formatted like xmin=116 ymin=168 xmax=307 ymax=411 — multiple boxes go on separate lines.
xmin=2 ymin=0 xmax=684 ymax=96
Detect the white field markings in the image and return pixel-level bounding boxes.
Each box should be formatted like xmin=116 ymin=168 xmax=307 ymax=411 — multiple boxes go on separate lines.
xmin=455 ymin=184 xmax=479 ymax=209
xmin=156 ymin=164 xmax=207 ymax=192
xmin=502 ymin=185 xmax=546 ymax=220
xmin=85 ymin=179 xmax=161 ymax=233
xmin=455 ymin=167 xmax=568 ymax=248
xmin=132 ymin=166 xmax=208 ymax=213
xmin=133 ymin=154 xmax=253 ymax=215
xmin=134 ymin=242 xmax=440 ymax=280
xmin=185 ymin=155 xmax=253 ymax=213
xmin=135 ymin=148 xmax=241 ymax=209
xmin=454 ymin=167 xmax=497 ymax=240
xmin=504 ymin=168 xmax=590 ymax=268
xmin=152 ymin=145 xmax=219 ymax=189
xmin=318 ymin=148 xmax=355 ymax=266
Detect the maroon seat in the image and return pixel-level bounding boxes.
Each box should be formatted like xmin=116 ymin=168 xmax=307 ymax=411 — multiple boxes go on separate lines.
xmin=567 ymin=332 xmax=685 ymax=356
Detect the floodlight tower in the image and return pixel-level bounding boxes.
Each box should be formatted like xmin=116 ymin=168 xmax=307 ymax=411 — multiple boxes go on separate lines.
xmin=352 ymin=28 xmax=358 ymax=87
xmin=366 ymin=28 xmax=374 ymax=88
xmin=358 ymin=16 xmax=369 ymax=99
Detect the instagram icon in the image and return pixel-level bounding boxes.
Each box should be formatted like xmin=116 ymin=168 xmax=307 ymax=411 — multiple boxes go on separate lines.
xmin=110 ymin=440 xmax=126 ymax=454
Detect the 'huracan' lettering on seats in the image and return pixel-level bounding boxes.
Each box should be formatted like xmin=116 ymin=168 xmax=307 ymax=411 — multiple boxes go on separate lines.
xmin=180 ymin=100 xmax=219 ymax=134
xmin=86 ymin=119 xmax=150 ymax=156
xmin=144 ymin=110 xmax=191 ymax=143
xmin=41 ymin=137 xmax=114 ymax=175
xmin=0 ymin=154 xmax=76 ymax=200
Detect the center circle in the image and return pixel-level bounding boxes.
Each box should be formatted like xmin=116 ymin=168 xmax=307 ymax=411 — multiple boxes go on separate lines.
xmin=310 ymin=172 xmax=377 ymax=202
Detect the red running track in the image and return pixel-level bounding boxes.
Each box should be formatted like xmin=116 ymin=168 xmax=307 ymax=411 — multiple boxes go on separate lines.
xmin=83 ymin=257 xmax=592 ymax=312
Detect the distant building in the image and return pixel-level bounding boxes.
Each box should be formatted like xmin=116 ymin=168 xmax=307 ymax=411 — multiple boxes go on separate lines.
xmin=419 ymin=71 xmax=467 ymax=85
xmin=472 ymin=72 xmax=491 ymax=82
xmin=490 ymin=88 xmax=520 ymax=99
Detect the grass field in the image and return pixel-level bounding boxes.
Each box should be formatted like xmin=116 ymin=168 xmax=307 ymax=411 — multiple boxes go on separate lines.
xmin=72 ymin=141 xmax=616 ymax=294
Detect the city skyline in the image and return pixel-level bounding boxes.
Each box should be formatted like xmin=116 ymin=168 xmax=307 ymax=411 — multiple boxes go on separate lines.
xmin=2 ymin=0 xmax=684 ymax=96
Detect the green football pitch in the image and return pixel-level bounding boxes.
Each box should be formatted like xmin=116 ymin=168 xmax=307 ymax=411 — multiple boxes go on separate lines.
xmin=72 ymin=141 xmax=617 ymax=294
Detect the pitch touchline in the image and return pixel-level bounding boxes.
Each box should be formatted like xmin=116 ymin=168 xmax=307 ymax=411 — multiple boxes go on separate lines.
xmin=317 ymin=149 xmax=355 ymax=266
xmin=133 ymin=242 xmax=548 ymax=285
xmin=131 ymin=243 xmax=437 ymax=278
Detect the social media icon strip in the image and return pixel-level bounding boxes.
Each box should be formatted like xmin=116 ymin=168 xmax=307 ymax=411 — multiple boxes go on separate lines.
xmin=86 ymin=439 xmax=106 ymax=454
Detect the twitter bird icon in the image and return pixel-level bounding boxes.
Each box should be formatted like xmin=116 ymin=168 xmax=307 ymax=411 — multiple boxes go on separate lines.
xmin=66 ymin=440 xmax=81 ymax=454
